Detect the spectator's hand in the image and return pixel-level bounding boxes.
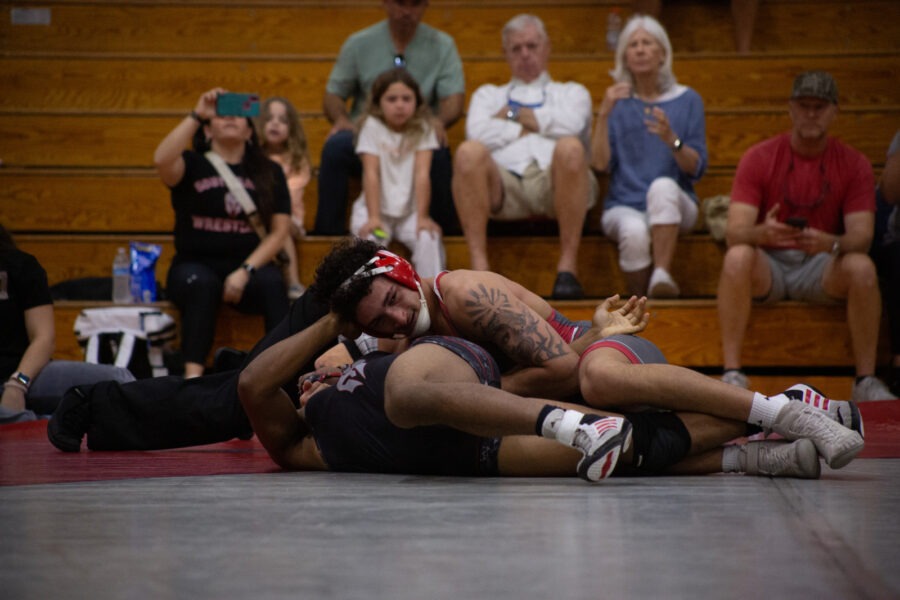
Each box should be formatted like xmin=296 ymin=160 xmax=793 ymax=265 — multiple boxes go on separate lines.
xmin=592 ymin=294 xmax=650 ymax=338
xmin=1 ymin=384 xmax=27 ymax=412
xmin=598 ymin=82 xmax=632 ymax=118
xmin=646 ymin=106 xmax=678 ymax=147
xmin=358 ymin=217 xmax=384 ymax=240
xmin=796 ymin=227 xmax=835 ymax=255
xmin=431 ymin=117 xmax=449 ymax=147
xmin=327 ymin=117 xmax=354 ymax=138
xmin=223 ymin=268 xmax=249 ymax=304
xmin=760 ymin=204 xmax=802 ymax=247
xmin=194 ymin=88 xmax=224 ymax=122
xmin=416 ymin=216 xmax=442 ymax=237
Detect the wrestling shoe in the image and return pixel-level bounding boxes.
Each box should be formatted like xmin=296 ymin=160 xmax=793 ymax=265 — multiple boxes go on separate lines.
xmin=743 ymin=439 xmax=821 ymax=479
xmin=777 ymin=383 xmax=864 ymax=438
xmin=770 ymin=401 xmax=864 ymax=469
xmin=47 ymin=386 xmax=91 ymax=452
xmin=572 ymin=415 xmax=633 ymax=482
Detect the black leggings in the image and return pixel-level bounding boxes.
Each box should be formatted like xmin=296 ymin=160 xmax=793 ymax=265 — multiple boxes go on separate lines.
xmin=166 ymin=259 xmax=289 ymax=365
xmin=81 ymin=292 xmax=330 ymax=451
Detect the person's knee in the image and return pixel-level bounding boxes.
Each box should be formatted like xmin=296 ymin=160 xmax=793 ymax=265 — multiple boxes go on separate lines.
xmin=383 ymin=375 xmax=424 ymax=429
xmin=720 ymin=244 xmax=757 ymax=280
xmin=453 ymin=140 xmax=490 ymax=176
xmin=646 ymin=177 xmax=682 ymax=225
xmin=319 ymin=129 xmax=354 ymax=163
xmin=579 ymin=357 xmax=623 ymax=407
xmin=840 ymin=252 xmax=879 ymax=290
xmin=551 ymin=137 xmax=587 ymax=173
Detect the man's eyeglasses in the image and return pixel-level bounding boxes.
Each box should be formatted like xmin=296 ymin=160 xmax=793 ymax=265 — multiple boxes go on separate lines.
xmin=393 ymin=54 xmax=406 ymax=68
xmin=782 ymin=154 xmax=830 ymax=212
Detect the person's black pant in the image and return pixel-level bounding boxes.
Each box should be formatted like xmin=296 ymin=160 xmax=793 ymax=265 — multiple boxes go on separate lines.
xmin=80 ymin=292 xmax=331 ymax=450
xmin=313 ymin=129 xmax=459 ymax=235
xmin=166 ymin=259 xmax=289 ymax=365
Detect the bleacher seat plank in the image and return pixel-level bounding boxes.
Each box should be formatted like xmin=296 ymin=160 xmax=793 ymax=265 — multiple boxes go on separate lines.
xmin=2 ymin=1 xmax=898 ymax=57
xmin=48 ymin=299 xmax=870 ymax=371
xmin=3 ymin=54 xmax=897 ymax=114
xmin=2 ymin=167 xmax=744 ymax=235
xmin=15 ymin=233 xmax=726 ymax=298
xmin=52 ymin=301 xmax=264 ymax=363
xmin=1 ymin=110 xmax=894 ymax=168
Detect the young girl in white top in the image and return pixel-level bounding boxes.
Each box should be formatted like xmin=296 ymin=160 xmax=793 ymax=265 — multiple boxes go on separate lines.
xmin=350 ymin=68 xmax=445 ymax=278
xmin=259 ymin=97 xmax=312 ymax=299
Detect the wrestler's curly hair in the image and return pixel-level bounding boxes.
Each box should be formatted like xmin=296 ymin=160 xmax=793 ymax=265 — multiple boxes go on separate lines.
xmin=308 ymin=237 xmax=385 ymax=322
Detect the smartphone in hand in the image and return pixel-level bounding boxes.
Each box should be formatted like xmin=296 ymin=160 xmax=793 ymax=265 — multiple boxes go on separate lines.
xmin=785 ymin=216 xmax=808 ymax=229
xmin=216 ymin=93 xmax=260 ymax=117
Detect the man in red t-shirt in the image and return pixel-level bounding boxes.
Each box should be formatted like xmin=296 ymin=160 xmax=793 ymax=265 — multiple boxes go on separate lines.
xmin=716 ymin=70 xmax=897 ymax=402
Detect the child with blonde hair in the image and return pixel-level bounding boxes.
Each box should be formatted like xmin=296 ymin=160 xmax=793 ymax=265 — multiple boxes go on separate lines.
xmin=259 ymin=96 xmax=312 ymax=299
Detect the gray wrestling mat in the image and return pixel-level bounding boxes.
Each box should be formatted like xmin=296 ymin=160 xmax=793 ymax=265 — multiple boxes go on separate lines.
xmin=2 ymin=465 xmax=898 ymax=599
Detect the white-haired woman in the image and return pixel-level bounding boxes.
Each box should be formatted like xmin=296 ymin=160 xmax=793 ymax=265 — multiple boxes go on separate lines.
xmin=591 ymin=15 xmax=707 ymax=298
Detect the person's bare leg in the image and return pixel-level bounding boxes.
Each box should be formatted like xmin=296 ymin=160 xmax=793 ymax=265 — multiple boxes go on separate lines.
xmin=452 ymin=140 xmax=502 ymax=271
xmin=623 ymin=266 xmax=652 ymax=297
xmin=550 ymin=137 xmax=590 ymax=275
xmin=283 ymin=236 xmax=303 ymax=290
xmin=651 ymin=223 xmax=679 ymax=274
xmin=731 ymin=0 xmax=759 ymax=54
xmin=824 ymin=253 xmax=882 ymax=377
xmin=717 ymin=244 xmax=769 ymax=372
xmin=580 ymin=346 xmax=757 ymax=422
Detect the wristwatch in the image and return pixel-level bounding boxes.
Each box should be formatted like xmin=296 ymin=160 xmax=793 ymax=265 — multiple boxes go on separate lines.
xmin=505 ymin=106 xmax=520 ymax=122
xmin=672 ymin=137 xmax=684 ymax=152
xmin=831 ymin=238 xmax=842 ymax=255
xmin=10 ymin=371 xmax=31 ymax=390
xmin=242 ymin=262 xmax=257 ymax=275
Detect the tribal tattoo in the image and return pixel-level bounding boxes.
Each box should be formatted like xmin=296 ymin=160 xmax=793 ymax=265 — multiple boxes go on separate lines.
xmin=462 ymin=284 xmax=568 ymax=366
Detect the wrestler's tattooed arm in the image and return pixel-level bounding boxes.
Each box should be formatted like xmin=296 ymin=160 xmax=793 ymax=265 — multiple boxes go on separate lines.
xmin=460 ymin=282 xmax=578 ymax=397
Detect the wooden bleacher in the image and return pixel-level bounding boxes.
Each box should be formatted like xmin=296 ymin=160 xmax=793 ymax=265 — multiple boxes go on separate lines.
xmin=1 ymin=0 xmax=897 ymax=396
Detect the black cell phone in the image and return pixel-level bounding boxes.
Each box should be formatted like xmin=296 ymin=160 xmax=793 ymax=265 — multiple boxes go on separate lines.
xmin=785 ymin=216 xmax=808 ymax=229
xmin=216 ymin=93 xmax=260 ymax=117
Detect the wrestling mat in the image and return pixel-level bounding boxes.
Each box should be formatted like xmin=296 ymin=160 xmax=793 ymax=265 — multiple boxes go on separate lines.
xmin=2 ymin=400 xmax=899 ymax=487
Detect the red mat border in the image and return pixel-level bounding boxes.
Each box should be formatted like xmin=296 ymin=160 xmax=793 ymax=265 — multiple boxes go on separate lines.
xmin=2 ymin=400 xmax=897 ymax=487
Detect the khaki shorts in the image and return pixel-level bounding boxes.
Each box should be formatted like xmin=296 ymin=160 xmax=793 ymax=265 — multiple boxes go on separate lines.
xmin=495 ymin=162 xmax=598 ymax=221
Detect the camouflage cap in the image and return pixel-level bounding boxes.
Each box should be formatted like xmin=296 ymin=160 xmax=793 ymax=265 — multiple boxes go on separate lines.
xmin=790 ymin=70 xmax=838 ymax=104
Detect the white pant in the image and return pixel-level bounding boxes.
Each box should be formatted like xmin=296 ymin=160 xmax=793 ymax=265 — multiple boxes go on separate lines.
xmin=601 ymin=177 xmax=698 ymax=272
xmin=350 ymin=198 xmax=446 ymax=278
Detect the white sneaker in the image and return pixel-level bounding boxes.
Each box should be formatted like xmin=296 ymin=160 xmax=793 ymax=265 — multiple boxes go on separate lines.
xmin=770 ymin=401 xmax=864 ymax=469
xmin=721 ymin=370 xmax=749 ymax=389
xmin=777 ymin=383 xmax=864 ymax=438
xmin=743 ymin=439 xmax=821 ymax=479
xmin=571 ymin=415 xmax=633 ymax=482
xmin=648 ymin=267 xmax=679 ymax=298
xmin=851 ymin=376 xmax=899 ymax=402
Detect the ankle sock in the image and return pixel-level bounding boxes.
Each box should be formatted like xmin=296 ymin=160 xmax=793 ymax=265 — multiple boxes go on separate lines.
xmin=747 ymin=391 xmax=788 ymax=429
xmin=537 ymin=405 xmax=584 ymax=446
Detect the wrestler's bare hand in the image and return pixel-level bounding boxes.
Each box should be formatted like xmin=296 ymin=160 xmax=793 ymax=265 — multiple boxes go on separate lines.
xmin=592 ymin=294 xmax=650 ymax=338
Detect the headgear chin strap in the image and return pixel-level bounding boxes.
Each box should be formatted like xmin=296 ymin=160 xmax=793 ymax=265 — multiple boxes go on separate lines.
xmin=342 ymin=249 xmax=431 ymax=339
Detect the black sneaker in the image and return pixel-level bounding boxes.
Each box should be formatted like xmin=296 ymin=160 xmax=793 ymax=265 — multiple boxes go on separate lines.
xmin=47 ymin=386 xmax=92 ymax=452
xmin=551 ymin=272 xmax=585 ymax=300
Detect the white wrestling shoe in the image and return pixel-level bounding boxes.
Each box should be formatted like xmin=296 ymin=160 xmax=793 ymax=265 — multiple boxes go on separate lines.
xmin=775 ymin=383 xmax=864 ymax=438
xmin=571 ymin=415 xmax=633 ymax=482
xmin=770 ymin=401 xmax=864 ymax=469
xmin=742 ymin=439 xmax=821 ymax=479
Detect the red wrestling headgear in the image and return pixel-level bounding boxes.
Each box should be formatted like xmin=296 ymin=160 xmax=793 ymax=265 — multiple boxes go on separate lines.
xmin=342 ymin=249 xmax=421 ymax=291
